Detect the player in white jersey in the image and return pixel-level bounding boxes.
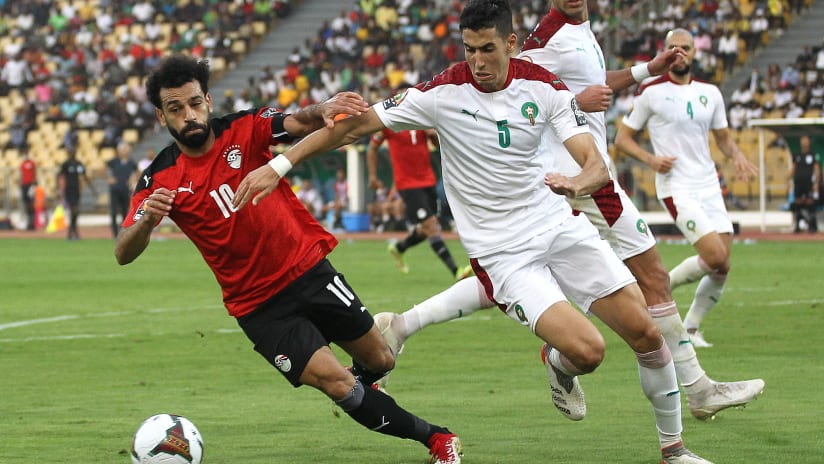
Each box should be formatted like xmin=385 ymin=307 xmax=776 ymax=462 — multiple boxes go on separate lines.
xmin=233 ymin=2 xmax=712 ymax=462
xmin=615 ymin=28 xmax=758 ymax=348
xmin=372 ymin=0 xmax=763 ymax=427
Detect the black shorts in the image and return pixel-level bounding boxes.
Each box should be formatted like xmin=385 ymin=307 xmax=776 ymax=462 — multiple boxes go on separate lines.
xmin=236 ymin=259 xmax=374 ymax=387
xmin=399 ymin=186 xmax=439 ymax=224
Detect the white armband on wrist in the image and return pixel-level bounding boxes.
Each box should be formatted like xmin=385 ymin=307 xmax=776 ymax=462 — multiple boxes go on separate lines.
xmin=631 ymin=63 xmax=651 ymax=83
xmin=267 ymin=154 xmax=293 ymax=177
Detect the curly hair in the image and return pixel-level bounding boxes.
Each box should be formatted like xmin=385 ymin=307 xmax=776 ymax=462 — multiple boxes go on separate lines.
xmin=146 ymin=54 xmax=211 ymax=109
xmin=459 ymin=0 xmax=513 ymax=37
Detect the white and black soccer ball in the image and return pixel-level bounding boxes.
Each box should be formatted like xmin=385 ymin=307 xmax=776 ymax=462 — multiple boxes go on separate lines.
xmin=131 ymin=414 xmax=204 ymax=464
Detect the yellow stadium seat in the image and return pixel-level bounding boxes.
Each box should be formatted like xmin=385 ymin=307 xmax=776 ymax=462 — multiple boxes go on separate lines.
xmin=122 ymin=129 xmax=140 ymax=144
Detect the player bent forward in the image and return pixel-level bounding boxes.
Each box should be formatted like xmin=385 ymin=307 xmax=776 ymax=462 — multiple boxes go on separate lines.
xmin=232 ymin=2 xmax=712 ymax=462
xmin=114 ymin=54 xmax=461 ymax=464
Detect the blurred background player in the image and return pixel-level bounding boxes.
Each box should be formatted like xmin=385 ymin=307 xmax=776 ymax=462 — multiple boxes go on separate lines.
xmin=19 ymin=150 xmax=37 ymax=231
xmin=366 ymin=83 xmax=472 ymax=280
xmin=615 ymin=28 xmax=759 ymax=348
xmin=788 ymin=135 xmax=820 ymax=233
xmin=57 ymin=147 xmax=96 ymax=240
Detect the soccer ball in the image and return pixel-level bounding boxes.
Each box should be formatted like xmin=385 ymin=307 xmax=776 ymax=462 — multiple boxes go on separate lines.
xmin=131 ymin=414 xmax=204 ymax=464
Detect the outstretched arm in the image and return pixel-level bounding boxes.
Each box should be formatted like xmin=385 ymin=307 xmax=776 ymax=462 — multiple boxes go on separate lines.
xmin=604 ymin=47 xmax=684 ymax=93
xmin=283 ymin=91 xmax=370 ymax=136
xmin=233 ymin=109 xmax=387 ymax=209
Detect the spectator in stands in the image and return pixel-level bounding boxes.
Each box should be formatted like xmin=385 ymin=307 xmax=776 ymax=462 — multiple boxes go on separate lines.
xmin=1 ymin=51 xmax=33 ymax=91
xmin=8 ymin=105 xmax=32 ymax=150
xmin=728 ymin=102 xmax=748 ymax=131
xmin=75 ymin=102 xmax=100 ymax=129
xmin=717 ymin=28 xmax=738 ymax=74
xmin=138 ymin=148 xmax=156 ymax=172
xmin=731 ymin=80 xmax=754 ymax=105
xmin=295 ymin=177 xmax=325 ymax=220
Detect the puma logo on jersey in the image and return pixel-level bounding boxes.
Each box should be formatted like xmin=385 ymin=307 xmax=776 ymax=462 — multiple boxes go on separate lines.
xmin=177 ymin=181 xmax=195 ymax=195
xmin=461 ymin=109 xmax=479 ymax=121
xmin=530 ymin=36 xmax=544 ymax=46
xmin=143 ymin=174 xmax=151 ymax=187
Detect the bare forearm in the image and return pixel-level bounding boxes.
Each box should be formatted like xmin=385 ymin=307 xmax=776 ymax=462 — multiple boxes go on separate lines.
xmin=605 ymin=69 xmax=637 ymax=92
xmin=572 ymin=158 xmax=609 ymax=196
xmin=114 ymin=219 xmax=154 ymax=265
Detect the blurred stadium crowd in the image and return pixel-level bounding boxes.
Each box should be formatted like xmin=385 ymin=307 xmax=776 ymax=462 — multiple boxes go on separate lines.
xmin=1 ymin=0 xmax=822 ymax=224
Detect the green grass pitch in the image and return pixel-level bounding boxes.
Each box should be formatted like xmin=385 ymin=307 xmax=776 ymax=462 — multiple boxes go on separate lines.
xmin=1 ymin=237 xmax=822 ymax=463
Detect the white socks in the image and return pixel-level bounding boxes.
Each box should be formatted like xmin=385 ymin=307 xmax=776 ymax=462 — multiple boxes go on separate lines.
xmin=635 ymin=340 xmax=683 ymax=448
xmin=401 ymin=276 xmax=493 ymax=337
xmin=648 ymin=302 xmax=706 ymax=389
xmin=684 ymin=273 xmax=727 ymax=332
xmin=668 ymin=255 xmax=710 ymax=289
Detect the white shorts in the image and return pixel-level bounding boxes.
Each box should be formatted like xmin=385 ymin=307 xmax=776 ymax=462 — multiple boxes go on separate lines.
xmin=471 ymin=214 xmax=636 ymax=332
xmin=659 ymin=186 xmax=734 ymax=244
xmin=567 ymin=180 xmax=657 ymax=261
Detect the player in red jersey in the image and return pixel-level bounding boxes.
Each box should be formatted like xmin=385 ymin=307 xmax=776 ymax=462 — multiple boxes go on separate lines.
xmin=366 ymin=83 xmax=471 ymax=280
xmin=114 ymin=55 xmax=462 ymax=464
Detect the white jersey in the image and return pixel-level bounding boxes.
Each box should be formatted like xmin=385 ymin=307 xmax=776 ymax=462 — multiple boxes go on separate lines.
xmin=621 ymin=76 xmax=728 ymax=198
xmin=519 ymin=9 xmax=609 ymax=177
xmin=373 ymin=60 xmax=591 ymax=257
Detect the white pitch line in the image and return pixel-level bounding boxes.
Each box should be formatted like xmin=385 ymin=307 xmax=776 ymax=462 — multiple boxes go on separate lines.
xmin=0 ymin=315 xmax=79 ymax=331
xmin=0 ymin=333 xmax=127 ymax=343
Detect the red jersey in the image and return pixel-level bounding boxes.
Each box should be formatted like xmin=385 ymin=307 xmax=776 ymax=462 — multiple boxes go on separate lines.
xmin=123 ymin=108 xmax=338 ymax=317
xmin=20 ymin=158 xmax=36 ymax=185
xmin=371 ymin=129 xmax=436 ymax=191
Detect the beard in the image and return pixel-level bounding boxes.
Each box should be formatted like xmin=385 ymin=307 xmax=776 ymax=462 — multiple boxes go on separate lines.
xmin=671 ymin=63 xmax=691 ymax=77
xmin=168 ymin=120 xmax=211 ymax=149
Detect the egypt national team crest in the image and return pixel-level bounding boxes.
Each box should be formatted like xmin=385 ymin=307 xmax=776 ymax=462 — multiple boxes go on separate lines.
xmin=260 ymin=107 xmax=278 ymax=118
xmin=133 ymin=198 xmax=149 ymax=222
xmin=521 ymin=102 xmax=538 ymax=126
xmin=224 ymin=145 xmax=242 ymax=169
xmin=382 ymin=89 xmax=408 ymax=110
xmin=274 ymin=354 xmax=292 ymax=373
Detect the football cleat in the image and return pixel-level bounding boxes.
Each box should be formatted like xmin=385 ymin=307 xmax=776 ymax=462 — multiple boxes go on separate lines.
xmin=454 ymin=264 xmax=474 ymax=281
xmin=387 ymin=240 xmax=409 ymax=274
xmin=688 ymin=378 xmax=765 ymax=420
xmin=661 ymin=442 xmax=714 ymax=463
xmin=428 ymin=432 xmax=462 ymax=464
xmin=688 ymin=330 xmax=713 ymax=348
xmin=541 ymin=343 xmax=586 ymax=421
xmin=372 ymin=312 xmax=407 ymax=389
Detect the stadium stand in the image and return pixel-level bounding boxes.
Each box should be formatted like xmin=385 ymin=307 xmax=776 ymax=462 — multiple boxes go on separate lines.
xmin=1 ymin=0 xmax=822 ymax=228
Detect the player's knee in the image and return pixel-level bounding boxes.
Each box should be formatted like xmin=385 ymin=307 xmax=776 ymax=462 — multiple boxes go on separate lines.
xmin=361 ymin=345 xmax=396 ymax=374
xmin=571 ymin=338 xmax=605 ymax=374
xmin=627 ymin=322 xmax=663 ymax=354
